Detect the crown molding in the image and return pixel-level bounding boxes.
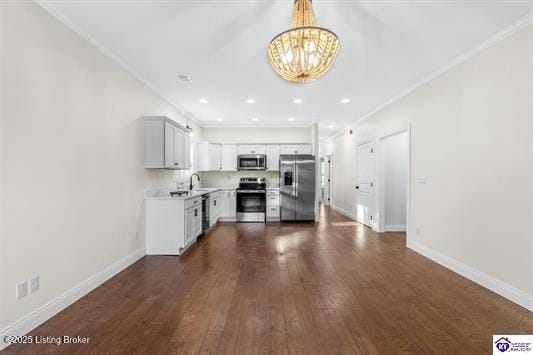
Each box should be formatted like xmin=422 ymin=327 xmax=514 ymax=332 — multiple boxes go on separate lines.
xmin=321 ymin=11 xmax=533 ymax=143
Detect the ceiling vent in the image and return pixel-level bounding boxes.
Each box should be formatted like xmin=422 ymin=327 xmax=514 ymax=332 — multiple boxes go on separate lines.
xmin=177 ymin=74 xmax=192 ymax=83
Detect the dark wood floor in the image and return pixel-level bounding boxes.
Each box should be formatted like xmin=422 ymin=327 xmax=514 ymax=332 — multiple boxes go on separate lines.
xmin=6 ymin=206 xmax=532 ymax=354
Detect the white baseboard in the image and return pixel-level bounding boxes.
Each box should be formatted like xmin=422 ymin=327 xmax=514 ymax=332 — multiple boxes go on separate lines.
xmin=385 ymin=224 xmax=406 ymax=232
xmin=0 ymin=248 xmax=146 ymax=350
xmin=331 ymin=205 xmax=356 ymax=220
xmin=406 ymin=240 xmax=533 ymax=312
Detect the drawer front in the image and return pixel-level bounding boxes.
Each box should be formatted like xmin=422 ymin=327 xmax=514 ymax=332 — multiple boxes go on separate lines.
xmin=186 ymin=197 xmax=202 ymax=209
xmin=266 ymin=190 xmax=280 ymax=196
xmin=267 ymin=206 xmax=280 ymax=218
xmin=267 ymin=195 xmax=279 ymax=206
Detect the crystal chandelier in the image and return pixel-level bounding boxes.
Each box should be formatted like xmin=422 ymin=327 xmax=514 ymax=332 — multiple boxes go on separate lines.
xmin=268 ymin=0 xmax=340 ymax=83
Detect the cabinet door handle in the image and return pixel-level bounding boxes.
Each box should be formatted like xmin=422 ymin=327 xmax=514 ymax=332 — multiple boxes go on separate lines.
xmin=214 ymin=200 xmax=217 ymax=206
xmin=194 ymin=209 xmax=197 ymax=216
xmin=174 ymin=163 xmax=178 ymax=166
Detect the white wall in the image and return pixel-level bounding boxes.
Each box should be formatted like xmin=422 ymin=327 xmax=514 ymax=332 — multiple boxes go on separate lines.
xmin=322 ymin=22 xmax=533 ymax=302
xmin=0 ymin=1 xmax=201 ymax=334
xmin=201 ymin=127 xmax=312 ymax=144
xmin=383 ymin=131 xmax=408 ymax=231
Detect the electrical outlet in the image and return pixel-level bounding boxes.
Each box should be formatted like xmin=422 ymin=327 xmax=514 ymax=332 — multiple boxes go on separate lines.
xmin=16 ymin=281 xmax=28 ymax=300
xmin=30 ymin=276 xmax=39 ymax=294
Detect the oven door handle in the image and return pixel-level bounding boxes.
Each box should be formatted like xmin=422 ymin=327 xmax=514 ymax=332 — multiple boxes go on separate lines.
xmin=237 ymin=190 xmax=266 ymax=194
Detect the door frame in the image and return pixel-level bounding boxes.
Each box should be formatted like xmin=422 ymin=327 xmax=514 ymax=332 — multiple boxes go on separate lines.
xmin=354 ymin=138 xmax=375 ymax=228
xmin=376 ymin=125 xmax=412 ymax=242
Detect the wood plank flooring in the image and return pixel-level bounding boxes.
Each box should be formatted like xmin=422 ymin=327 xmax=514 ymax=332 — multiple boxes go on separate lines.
xmin=5 ymin=206 xmax=532 ymax=354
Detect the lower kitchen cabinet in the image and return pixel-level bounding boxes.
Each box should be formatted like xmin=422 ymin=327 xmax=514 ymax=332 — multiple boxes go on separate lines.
xmin=219 ymin=189 xmax=236 ymax=220
xmin=185 ymin=203 xmax=202 ymax=245
xmin=145 ymin=196 xmax=202 ymax=255
xmin=209 ymin=191 xmax=221 ymax=227
xmin=266 ymin=189 xmax=280 ymax=221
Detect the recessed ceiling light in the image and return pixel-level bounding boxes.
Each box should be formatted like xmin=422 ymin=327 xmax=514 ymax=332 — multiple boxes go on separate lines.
xmin=246 ymin=98 xmax=255 ymax=104
xmin=293 ymin=98 xmax=303 ymax=104
xmin=288 ymin=117 xmax=295 ymax=121
xmin=199 ymin=98 xmax=208 ymax=104
xmin=328 ymin=124 xmax=335 ymax=129
xmin=340 ymin=98 xmax=351 ymax=104
xmin=251 ymin=117 xmax=259 ymax=121
xmin=216 ymin=118 xmax=223 ymax=121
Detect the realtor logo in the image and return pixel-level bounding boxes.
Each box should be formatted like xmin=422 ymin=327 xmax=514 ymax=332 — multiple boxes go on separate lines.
xmin=493 ymin=335 xmax=533 ymax=354
xmin=494 ymin=337 xmax=511 ymax=352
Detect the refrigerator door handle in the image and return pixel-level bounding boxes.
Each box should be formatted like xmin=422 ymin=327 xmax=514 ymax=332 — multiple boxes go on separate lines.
xmin=295 ymin=162 xmax=298 ymax=198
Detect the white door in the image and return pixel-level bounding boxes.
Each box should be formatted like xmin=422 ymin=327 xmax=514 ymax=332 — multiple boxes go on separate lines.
xmin=356 ymin=141 xmax=374 ymax=227
xmin=196 ymin=142 xmax=209 ymax=172
xmin=164 ymin=123 xmax=176 ymax=168
xmin=221 ymin=145 xmax=237 ymax=171
xmin=323 ymin=156 xmax=331 ymax=206
xmin=266 ymin=145 xmax=280 ymax=171
xmin=174 ymin=129 xmax=185 ymax=169
xmin=185 ymin=207 xmax=195 ymax=244
xmin=220 ymin=190 xmax=230 ymax=218
xmin=208 ymin=144 xmax=222 ymax=171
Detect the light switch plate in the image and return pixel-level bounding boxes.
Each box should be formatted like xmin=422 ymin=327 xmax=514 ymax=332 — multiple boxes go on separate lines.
xmin=30 ymin=276 xmax=39 ymax=294
xmin=17 ymin=281 xmax=28 ymax=300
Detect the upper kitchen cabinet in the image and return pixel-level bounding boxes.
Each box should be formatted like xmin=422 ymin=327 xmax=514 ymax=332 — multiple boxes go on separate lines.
xmin=208 ymin=144 xmax=222 ymax=171
xmin=144 ymin=116 xmax=192 ymax=170
xmin=280 ymin=144 xmax=313 ymax=155
xmin=197 ymin=143 xmax=237 ymax=172
xmin=266 ymin=145 xmax=280 ymax=171
xmin=238 ymin=144 xmax=266 ymax=155
xmin=221 ymin=144 xmax=237 ymax=171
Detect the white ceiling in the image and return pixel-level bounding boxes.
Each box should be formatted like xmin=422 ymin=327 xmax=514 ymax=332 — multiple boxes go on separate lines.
xmin=38 ymin=0 xmax=532 ymax=139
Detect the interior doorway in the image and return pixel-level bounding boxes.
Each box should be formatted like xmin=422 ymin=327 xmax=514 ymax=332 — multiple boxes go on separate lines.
xmin=379 ymin=130 xmax=409 ymax=232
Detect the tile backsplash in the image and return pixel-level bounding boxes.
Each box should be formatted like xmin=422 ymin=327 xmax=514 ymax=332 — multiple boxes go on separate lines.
xmin=199 ymin=171 xmax=280 ymax=188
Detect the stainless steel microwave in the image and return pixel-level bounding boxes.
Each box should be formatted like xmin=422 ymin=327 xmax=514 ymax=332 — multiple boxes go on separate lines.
xmin=237 ymin=154 xmax=266 ymax=170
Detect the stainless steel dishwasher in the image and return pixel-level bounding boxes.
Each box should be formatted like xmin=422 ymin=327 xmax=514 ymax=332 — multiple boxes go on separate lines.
xmin=201 ymin=194 xmax=210 ymax=234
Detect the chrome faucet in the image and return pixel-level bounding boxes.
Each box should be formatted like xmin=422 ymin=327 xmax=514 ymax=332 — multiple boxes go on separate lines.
xmin=189 ymin=173 xmax=200 ymax=191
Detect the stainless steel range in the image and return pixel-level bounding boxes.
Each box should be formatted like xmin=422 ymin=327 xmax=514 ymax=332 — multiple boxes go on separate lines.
xmin=236 ymin=177 xmax=266 ymax=222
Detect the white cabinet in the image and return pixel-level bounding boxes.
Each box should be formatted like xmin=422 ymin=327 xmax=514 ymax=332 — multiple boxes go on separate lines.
xmin=221 ymin=145 xmax=237 ymax=171
xmin=280 ymin=144 xmax=312 ymax=155
xmin=209 ymin=191 xmax=221 ymax=227
xmin=144 ymin=116 xmax=191 ymax=170
xmin=185 ymin=205 xmax=201 ymax=245
xmin=238 ymin=145 xmax=266 ymax=155
xmin=266 ymin=189 xmax=280 ymax=220
xmin=145 ymin=196 xmax=202 ymax=255
xmin=196 ymin=142 xmax=209 ymax=172
xmin=266 ymin=145 xmax=280 ymax=171
xmin=208 ymin=144 xmax=222 ymax=171
xmin=220 ymin=189 xmax=236 ymax=220
xmin=197 ymin=143 xmax=236 ymax=172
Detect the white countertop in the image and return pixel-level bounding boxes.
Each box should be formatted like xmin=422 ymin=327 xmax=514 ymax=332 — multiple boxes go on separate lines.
xmin=145 ymin=186 xmax=280 ymax=200
xmin=144 ymin=187 xmax=221 ymax=200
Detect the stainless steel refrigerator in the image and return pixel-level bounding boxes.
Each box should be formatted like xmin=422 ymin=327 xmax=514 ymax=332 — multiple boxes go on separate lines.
xmin=280 ymin=155 xmax=316 ymax=222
